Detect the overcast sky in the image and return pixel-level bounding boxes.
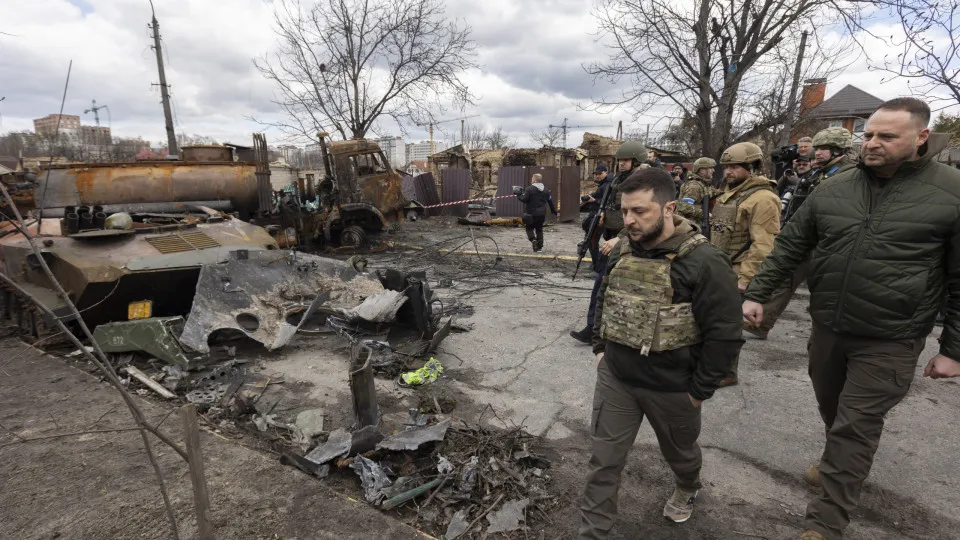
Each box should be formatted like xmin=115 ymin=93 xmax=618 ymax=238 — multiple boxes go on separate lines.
xmin=0 ymin=0 xmax=943 ymax=150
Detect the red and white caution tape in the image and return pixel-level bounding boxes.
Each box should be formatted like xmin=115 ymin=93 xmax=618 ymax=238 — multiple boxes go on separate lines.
xmin=420 ymin=194 xmax=515 ymax=209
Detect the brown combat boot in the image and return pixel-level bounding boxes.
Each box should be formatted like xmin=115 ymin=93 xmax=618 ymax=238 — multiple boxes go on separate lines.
xmin=718 ymin=376 xmax=739 ymax=387
xmin=798 ymin=530 xmax=826 ymax=540
xmin=803 ymin=464 xmax=821 ymax=487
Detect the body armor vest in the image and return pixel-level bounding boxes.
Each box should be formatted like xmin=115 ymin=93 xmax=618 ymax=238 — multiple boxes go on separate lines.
xmin=599 ymin=234 xmax=707 ymax=355
xmin=710 ymin=182 xmax=773 ymax=262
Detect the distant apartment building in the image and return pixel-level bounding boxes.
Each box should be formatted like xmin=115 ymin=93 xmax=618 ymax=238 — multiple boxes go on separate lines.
xmin=79 ymin=125 xmax=111 ymax=145
xmin=33 ymin=114 xmax=81 ymax=135
xmin=376 ymin=136 xmax=405 ymax=168
xmin=406 ymin=140 xmax=447 ymax=165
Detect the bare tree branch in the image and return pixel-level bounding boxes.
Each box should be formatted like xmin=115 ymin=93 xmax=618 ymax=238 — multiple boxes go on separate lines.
xmin=583 ymin=0 xmax=863 ymax=158
xmin=253 ymin=0 xmax=477 ymax=144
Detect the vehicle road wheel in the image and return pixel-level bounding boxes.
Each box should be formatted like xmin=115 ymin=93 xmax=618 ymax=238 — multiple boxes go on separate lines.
xmin=340 ymin=226 xmax=367 ymax=249
xmin=0 ymin=289 xmax=10 ymax=321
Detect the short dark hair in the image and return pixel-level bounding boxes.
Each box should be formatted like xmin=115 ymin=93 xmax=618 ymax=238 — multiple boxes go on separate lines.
xmin=619 ymin=168 xmax=676 ymax=207
xmin=876 ymin=97 xmax=931 ymax=127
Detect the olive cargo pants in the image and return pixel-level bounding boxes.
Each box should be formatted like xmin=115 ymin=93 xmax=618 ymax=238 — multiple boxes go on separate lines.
xmin=805 ymin=323 xmax=925 ymax=539
xmin=758 ymin=260 xmax=811 ymax=333
xmin=578 ymin=360 xmax=702 ymax=539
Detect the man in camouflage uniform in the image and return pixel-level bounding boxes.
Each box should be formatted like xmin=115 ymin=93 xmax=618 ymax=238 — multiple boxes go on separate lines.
xmin=676 ymin=157 xmax=717 ymax=223
xmin=745 ymin=127 xmax=855 ymax=339
xmin=709 ymin=142 xmax=781 ymax=385
xmin=579 ymin=167 xmax=743 ymax=539
xmin=570 ymin=141 xmax=647 ymax=343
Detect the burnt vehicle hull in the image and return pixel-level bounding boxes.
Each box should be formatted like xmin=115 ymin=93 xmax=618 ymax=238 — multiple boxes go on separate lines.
xmin=0 ymin=216 xmax=279 ymax=331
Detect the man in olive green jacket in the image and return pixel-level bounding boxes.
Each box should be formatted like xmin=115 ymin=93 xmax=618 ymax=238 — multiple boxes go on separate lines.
xmin=743 ymin=97 xmax=960 ymax=540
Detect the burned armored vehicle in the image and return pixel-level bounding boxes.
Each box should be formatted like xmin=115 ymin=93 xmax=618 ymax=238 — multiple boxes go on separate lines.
xmin=0 ymin=145 xmax=440 ymax=366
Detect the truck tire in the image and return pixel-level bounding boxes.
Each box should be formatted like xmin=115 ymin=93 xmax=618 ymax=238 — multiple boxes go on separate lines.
xmin=340 ymin=226 xmax=367 ymax=249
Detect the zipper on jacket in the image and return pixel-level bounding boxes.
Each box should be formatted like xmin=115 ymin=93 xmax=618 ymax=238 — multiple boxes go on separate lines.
xmin=833 ymin=178 xmax=872 ymax=328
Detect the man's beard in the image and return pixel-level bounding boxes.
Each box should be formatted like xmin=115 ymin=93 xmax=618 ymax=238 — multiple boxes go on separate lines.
xmin=629 ymin=213 xmax=665 ymax=244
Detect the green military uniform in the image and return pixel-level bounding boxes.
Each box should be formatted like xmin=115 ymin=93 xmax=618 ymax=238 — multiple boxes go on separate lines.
xmin=579 ymin=218 xmax=744 ymax=539
xmin=754 ymin=127 xmax=856 ymax=337
xmin=676 ymin=174 xmax=714 ymax=222
xmin=745 ymin=132 xmax=960 ymax=539
xmin=676 ymin=157 xmax=717 ymax=223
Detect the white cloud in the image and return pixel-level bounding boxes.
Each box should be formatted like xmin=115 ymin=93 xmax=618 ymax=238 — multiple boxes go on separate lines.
xmin=0 ymin=0 xmax=954 ymax=153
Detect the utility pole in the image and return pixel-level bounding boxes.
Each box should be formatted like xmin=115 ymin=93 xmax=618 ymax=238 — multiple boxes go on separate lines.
xmin=149 ymin=0 xmax=178 ymax=157
xmin=779 ymin=30 xmax=809 ymax=146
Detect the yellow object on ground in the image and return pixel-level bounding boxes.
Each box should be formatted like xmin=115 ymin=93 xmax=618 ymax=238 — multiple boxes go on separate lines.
xmin=401 ymin=358 xmax=444 ymax=386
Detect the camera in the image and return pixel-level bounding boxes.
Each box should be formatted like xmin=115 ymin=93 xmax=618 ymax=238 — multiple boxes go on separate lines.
xmin=771 ymin=143 xmax=800 ymax=180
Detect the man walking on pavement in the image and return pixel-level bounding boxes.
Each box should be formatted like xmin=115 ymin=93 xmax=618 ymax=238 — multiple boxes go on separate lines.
xmin=709 ymin=142 xmax=781 ymax=385
xmin=515 ymin=172 xmax=557 ymax=252
xmin=578 ymin=168 xmax=744 ymax=539
xmin=570 ymin=141 xmax=646 ymax=344
xmin=676 ymin=157 xmax=717 ymax=223
xmin=746 ymin=127 xmax=856 ymax=339
xmin=743 ymin=97 xmax=960 ymax=540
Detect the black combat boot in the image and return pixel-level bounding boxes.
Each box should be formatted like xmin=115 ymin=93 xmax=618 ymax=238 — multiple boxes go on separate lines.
xmin=569 ymin=326 xmax=592 ymax=344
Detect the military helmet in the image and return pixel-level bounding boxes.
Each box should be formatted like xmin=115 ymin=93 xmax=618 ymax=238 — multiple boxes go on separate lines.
xmin=692 ymin=157 xmax=716 ymax=171
xmin=614 ymin=140 xmax=648 ymax=162
xmin=719 ymin=142 xmax=764 ymax=165
xmin=812 ymin=127 xmax=852 ymax=150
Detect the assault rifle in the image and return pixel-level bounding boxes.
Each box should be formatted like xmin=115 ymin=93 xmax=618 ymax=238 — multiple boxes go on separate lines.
xmin=701 ymin=190 xmax=711 ymax=240
xmin=573 ymin=180 xmax=615 ymax=280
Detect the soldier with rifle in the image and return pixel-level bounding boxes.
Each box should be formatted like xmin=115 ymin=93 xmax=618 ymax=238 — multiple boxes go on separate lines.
xmin=676 ymin=157 xmax=718 ymax=227
xmin=571 ymin=141 xmax=647 ymax=344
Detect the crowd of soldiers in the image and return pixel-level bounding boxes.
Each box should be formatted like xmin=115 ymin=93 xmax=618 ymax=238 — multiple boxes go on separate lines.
xmin=570 ymin=96 xmax=960 ymax=540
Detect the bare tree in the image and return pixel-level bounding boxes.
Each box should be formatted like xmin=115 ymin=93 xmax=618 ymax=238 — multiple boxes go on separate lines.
xmin=485 ymin=126 xmax=515 ymax=149
xmin=461 ymin=122 xmax=488 ymax=151
xmin=585 ymin=0 xmax=861 ymax=158
xmin=530 ymin=126 xmax=565 ymax=147
xmin=871 ymin=0 xmax=960 ymax=108
xmin=254 ymin=0 xmax=477 ymax=142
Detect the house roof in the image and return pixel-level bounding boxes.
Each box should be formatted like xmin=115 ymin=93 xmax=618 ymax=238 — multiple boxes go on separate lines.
xmin=808 ymin=85 xmax=884 ymax=119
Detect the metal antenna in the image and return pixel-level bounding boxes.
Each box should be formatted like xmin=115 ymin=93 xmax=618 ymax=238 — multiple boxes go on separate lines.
xmin=36 ymin=59 xmax=73 ymax=235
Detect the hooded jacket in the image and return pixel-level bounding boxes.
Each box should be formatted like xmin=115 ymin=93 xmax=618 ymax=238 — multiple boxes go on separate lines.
xmin=517 ymin=182 xmax=557 ymax=217
xmin=745 ymin=133 xmax=960 ymax=359
xmin=592 ymin=218 xmax=745 ymax=400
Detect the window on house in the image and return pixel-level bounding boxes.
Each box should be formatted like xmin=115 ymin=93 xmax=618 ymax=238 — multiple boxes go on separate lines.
xmin=828 ymin=120 xmax=844 ymax=128
xmin=853 ymin=118 xmax=866 ymax=133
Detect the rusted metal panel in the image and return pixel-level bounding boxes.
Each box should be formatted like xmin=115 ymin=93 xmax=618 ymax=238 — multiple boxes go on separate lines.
xmin=413 ymin=174 xmax=441 ymax=216
xmin=496 ymin=167 xmax=526 ymax=218
xmin=440 ymin=169 xmax=470 ymax=217
xmin=559 ymin=166 xmax=581 ymax=222
xmin=36 ymin=162 xmax=260 ymax=213
xmin=181 ymin=145 xmax=232 ymax=162
xmin=401 ymin=175 xmax=417 ymax=202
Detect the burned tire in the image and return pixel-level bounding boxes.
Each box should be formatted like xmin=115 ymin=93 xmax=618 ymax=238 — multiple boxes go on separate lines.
xmin=340 ymin=226 xmax=367 ymax=249
xmin=406 ymin=210 xmax=419 ymax=222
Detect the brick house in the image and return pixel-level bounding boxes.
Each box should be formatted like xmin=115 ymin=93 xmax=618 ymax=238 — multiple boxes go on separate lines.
xmin=800 ymin=79 xmax=884 ymax=145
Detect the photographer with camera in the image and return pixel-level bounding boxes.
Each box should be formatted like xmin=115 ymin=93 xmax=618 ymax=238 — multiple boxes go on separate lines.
xmin=745 ymin=127 xmax=855 ymax=339
xmin=777 ymin=155 xmax=813 ymax=197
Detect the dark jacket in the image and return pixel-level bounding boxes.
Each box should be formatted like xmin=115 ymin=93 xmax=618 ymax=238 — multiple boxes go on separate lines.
xmin=517 ymin=182 xmax=557 ymax=217
xmin=745 ymin=133 xmax=960 ymax=359
xmin=590 ymin=172 xmax=614 ymax=202
xmin=592 ymin=218 xmax=745 ymax=400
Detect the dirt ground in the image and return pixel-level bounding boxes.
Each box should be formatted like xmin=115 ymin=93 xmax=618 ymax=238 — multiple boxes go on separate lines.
xmin=2 ymin=216 xmax=959 ymax=540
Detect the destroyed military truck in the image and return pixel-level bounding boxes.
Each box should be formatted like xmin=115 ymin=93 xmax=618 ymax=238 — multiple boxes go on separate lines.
xmin=262 ymin=131 xmax=425 ymax=249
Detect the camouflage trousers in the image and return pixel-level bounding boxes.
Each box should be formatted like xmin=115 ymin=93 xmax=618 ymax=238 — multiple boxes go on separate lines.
xmin=578 ymin=359 xmax=702 ymax=539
